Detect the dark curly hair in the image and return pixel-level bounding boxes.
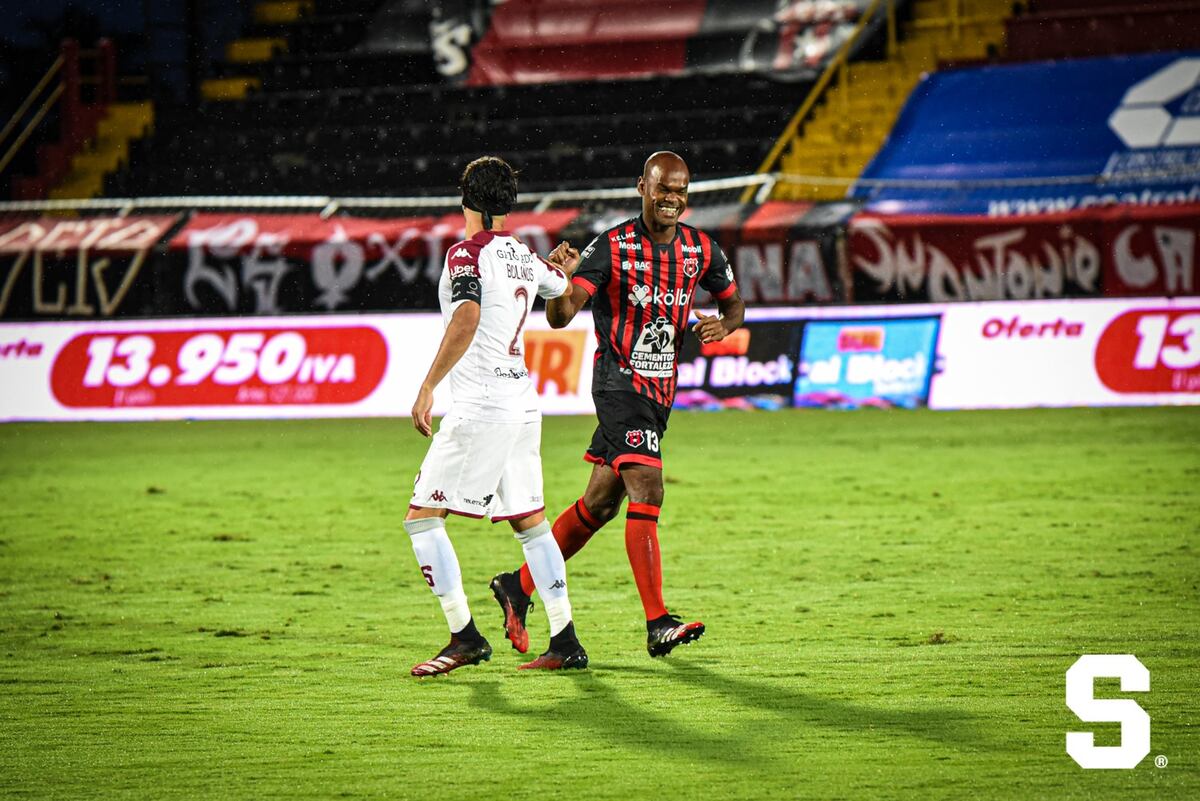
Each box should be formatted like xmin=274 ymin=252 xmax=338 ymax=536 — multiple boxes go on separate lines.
xmin=460 ymin=156 xmax=518 ymax=229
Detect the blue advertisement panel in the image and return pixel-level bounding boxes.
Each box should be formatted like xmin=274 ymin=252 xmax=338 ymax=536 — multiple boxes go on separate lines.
xmin=794 ymin=317 xmax=941 ymax=409
xmin=852 ymin=51 xmax=1200 ymax=216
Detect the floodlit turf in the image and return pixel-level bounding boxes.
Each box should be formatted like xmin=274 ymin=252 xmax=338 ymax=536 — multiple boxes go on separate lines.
xmin=1 ymin=408 xmax=1198 ymax=800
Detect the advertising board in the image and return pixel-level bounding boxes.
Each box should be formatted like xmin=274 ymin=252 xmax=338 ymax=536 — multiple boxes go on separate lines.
xmin=2 ymin=299 xmax=1196 ymax=421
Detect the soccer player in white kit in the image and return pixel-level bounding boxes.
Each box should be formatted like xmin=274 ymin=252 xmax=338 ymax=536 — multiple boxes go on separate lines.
xmin=405 ymin=156 xmax=587 ymax=676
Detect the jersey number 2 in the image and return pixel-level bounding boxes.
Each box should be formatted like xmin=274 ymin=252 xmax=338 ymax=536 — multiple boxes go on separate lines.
xmin=509 ymin=287 xmax=529 ymax=356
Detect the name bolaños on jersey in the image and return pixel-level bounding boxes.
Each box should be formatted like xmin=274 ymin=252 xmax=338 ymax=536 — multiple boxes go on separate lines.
xmin=570 ymin=216 xmax=738 ymax=407
xmin=439 ymin=230 xmax=568 ymax=421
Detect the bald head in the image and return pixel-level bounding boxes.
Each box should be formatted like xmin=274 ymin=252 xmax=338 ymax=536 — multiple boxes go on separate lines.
xmin=639 ymin=151 xmax=690 ymax=239
xmin=643 ymin=151 xmax=689 ymax=182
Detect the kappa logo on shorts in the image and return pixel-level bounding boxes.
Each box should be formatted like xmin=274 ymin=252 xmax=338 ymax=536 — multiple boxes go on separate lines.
xmin=430 ymin=489 xmax=448 ymax=502
xmin=625 ymin=429 xmax=645 ymax=448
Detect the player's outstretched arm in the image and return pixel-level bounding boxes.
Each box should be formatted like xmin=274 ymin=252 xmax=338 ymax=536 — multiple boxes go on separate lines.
xmin=546 ymin=283 xmax=590 ymax=329
xmin=544 ymin=242 xmax=588 ymax=329
xmin=691 ymin=289 xmax=745 ymax=344
xmin=411 ymin=301 xmax=480 ymax=436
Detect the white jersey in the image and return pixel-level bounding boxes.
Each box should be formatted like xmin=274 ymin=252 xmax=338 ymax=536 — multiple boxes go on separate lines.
xmin=438 ymin=229 xmax=569 ymax=422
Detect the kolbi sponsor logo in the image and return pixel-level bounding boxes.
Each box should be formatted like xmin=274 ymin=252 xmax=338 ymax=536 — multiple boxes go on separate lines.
xmin=628 ymin=285 xmax=690 ymax=309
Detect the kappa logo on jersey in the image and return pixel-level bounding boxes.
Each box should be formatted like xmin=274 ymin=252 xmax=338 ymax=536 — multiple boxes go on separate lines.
xmin=629 ymin=285 xmax=690 ymax=308
xmin=429 ymin=489 xmax=448 ymax=502
xmin=625 ymin=429 xmax=645 ymax=447
xmin=630 ymin=317 xmax=676 ymax=378
xmin=452 ymin=248 xmax=471 ymax=259
xmin=682 ymin=257 xmax=700 ymax=278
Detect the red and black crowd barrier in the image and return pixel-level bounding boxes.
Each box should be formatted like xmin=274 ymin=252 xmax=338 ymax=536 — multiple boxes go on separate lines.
xmin=2 ymin=201 xmax=1197 ymax=322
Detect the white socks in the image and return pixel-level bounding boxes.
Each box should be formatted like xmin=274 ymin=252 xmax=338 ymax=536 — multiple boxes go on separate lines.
xmin=514 ymin=520 xmax=572 ymax=637
xmin=404 ymin=518 xmax=471 ymax=634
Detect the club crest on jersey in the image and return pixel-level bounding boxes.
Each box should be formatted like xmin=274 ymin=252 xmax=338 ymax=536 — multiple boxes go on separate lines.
xmin=625 ymin=429 xmax=645 ymax=448
xmin=682 ymin=257 xmax=700 ymax=278
xmin=629 ymin=284 xmax=690 ymax=308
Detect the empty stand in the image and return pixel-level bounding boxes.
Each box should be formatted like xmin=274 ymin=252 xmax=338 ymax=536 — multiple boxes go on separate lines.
xmin=1007 ymin=1 xmax=1200 ymax=61
xmin=109 ymin=0 xmax=816 ymax=198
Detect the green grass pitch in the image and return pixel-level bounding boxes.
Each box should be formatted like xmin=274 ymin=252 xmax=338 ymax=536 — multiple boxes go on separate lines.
xmin=1 ymin=407 xmax=1198 ymax=799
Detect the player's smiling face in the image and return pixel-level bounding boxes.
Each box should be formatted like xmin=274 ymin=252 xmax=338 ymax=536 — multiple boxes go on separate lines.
xmin=639 ymin=163 xmax=689 ymax=232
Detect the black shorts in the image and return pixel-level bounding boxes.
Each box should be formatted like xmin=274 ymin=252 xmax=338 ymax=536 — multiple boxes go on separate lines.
xmin=585 ymin=391 xmax=671 ymax=473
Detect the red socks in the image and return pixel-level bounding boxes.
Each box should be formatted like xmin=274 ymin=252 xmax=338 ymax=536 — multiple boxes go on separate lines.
xmin=518 ymin=498 xmax=600 ymax=596
xmin=517 ymin=498 xmax=670 ymax=622
xmin=625 ymin=502 xmax=668 ymax=620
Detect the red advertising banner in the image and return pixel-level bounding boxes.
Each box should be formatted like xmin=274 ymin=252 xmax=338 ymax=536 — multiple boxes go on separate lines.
xmin=1104 ymin=204 xmax=1200 ymax=298
xmin=848 ymin=204 xmax=1200 ymax=303
xmin=165 ymin=210 xmax=581 ymax=315
xmin=1094 ymin=308 xmax=1200 ymax=394
xmin=723 ymin=200 xmax=846 ymax=304
xmin=50 ymin=325 xmax=389 ymax=408
xmin=0 ymin=216 xmax=180 ymax=319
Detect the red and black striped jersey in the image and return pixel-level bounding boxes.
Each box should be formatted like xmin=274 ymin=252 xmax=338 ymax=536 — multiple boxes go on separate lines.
xmin=571 ymin=215 xmax=738 ymax=408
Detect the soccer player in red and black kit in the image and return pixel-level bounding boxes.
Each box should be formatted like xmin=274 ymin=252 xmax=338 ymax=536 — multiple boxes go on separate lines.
xmin=491 ymin=151 xmax=745 ymax=657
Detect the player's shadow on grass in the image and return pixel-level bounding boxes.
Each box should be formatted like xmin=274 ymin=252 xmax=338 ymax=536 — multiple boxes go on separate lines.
xmin=649 ymin=660 xmax=990 ymax=751
xmin=466 ymin=671 xmax=765 ymax=769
